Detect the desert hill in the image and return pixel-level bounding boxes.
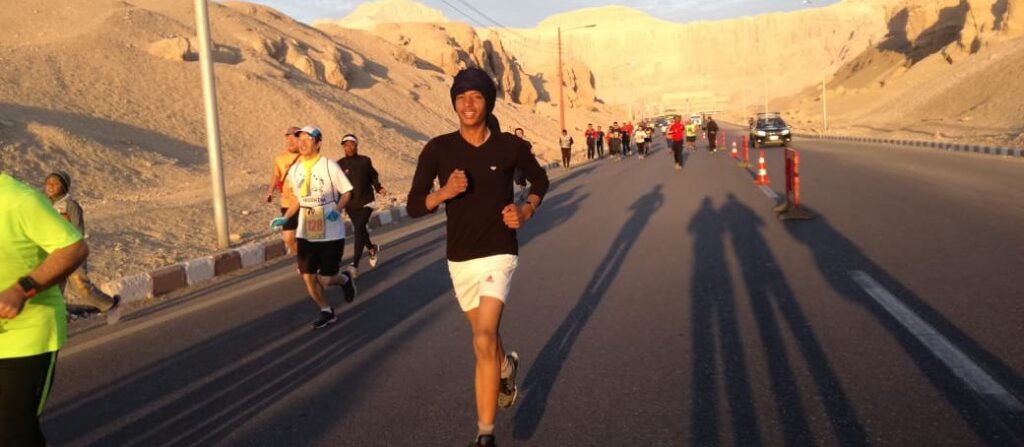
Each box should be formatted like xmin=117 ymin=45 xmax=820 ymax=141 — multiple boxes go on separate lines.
xmin=774 ymin=0 xmax=1024 ymax=147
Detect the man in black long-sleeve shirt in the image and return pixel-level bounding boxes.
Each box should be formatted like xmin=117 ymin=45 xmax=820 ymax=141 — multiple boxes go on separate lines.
xmin=337 ymin=134 xmax=386 ymax=273
xmin=407 ymin=67 xmax=549 ymax=447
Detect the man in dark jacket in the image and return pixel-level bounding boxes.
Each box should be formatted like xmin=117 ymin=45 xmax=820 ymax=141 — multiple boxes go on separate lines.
xmin=705 ymin=116 xmax=720 ymax=152
xmin=337 ymin=134 xmax=386 ymax=273
xmin=43 ymin=171 xmax=120 ymax=315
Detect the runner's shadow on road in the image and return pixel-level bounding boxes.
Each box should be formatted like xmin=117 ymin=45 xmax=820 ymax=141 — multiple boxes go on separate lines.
xmin=517 ymin=185 xmax=588 ymax=247
xmin=715 ymin=195 xmax=868 ymax=446
xmin=686 ymin=197 xmax=764 ymax=446
xmin=45 ymin=232 xmax=453 ymax=447
xmin=512 ymin=184 xmax=664 ymax=440
xmin=782 ymin=205 xmax=1024 ymax=445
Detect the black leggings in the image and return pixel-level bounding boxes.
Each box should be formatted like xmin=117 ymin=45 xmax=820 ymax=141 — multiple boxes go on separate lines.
xmin=672 ymin=140 xmax=684 ymax=165
xmin=347 ymin=206 xmax=375 ymax=268
xmin=561 ymin=148 xmax=571 ymax=168
xmin=0 ymin=352 xmax=57 ymax=447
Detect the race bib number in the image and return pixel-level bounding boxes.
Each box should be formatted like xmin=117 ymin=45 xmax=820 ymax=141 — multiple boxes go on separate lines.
xmin=304 ymin=207 xmax=326 ymax=240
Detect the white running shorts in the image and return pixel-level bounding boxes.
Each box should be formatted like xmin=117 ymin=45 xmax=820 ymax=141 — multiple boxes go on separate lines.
xmin=447 ymin=254 xmax=518 ymax=312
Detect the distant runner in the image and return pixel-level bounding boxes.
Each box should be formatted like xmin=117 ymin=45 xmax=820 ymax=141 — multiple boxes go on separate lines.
xmin=407 ymin=68 xmax=550 ymax=447
xmin=668 ymin=116 xmax=685 ymax=170
xmin=337 ymin=133 xmax=386 ymax=274
xmin=685 ymin=119 xmax=698 ymax=153
xmin=634 ymin=126 xmax=649 ymax=159
xmin=266 ymin=126 xmax=302 ymax=254
xmin=706 ymin=116 xmax=720 ymax=153
xmin=559 ymin=129 xmax=574 ymax=169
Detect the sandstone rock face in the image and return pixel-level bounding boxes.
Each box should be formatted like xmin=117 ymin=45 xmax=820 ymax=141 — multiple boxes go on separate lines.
xmin=314 ymin=0 xmax=448 ymax=30
xmin=147 ymin=36 xmax=195 ymax=61
xmin=369 ymin=22 xmax=543 ymax=106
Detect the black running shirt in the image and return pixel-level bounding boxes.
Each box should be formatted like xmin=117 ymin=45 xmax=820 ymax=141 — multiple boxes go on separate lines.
xmin=407 ymin=131 xmax=550 ymax=262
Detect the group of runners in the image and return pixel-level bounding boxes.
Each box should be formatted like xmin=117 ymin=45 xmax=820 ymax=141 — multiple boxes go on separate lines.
xmin=574 ymin=121 xmax=658 ymax=166
xmin=666 ymin=115 xmax=720 ymax=169
xmin=264 ymin=68 xmax=550 ymax=446
xmin=0 ymin=67 xmax=545 ymax=447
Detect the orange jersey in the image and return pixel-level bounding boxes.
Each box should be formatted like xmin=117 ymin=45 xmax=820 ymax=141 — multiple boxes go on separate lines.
xmin=273 ymin=151 xmax=300 ymax=208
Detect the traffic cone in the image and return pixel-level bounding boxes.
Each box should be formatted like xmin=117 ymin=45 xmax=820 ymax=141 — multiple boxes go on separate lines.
xmin=754 ymin=149 xmax=771 ymax=185
xmin=731 ymin=142 xmax=738 ymax=160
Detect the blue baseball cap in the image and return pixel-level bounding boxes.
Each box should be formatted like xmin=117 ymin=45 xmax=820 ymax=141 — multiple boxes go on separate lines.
xmin=299 ymin=126 xmax=322 ymax=140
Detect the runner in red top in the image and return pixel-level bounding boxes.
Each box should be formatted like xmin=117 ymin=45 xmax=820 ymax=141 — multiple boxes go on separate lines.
xmin=668 ymin=116 xmax=685 ymax=170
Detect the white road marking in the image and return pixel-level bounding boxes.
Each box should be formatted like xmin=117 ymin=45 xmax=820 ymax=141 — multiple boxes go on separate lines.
xmin=758 ymin=185 xmax=779 ymax=200
xmin=850 ymin=270 xmax=1024 ymax=413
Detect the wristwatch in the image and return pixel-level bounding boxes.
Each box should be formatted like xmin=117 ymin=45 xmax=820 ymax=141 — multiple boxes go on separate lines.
xmin=17 ymin=276 xmax=39 ymax=298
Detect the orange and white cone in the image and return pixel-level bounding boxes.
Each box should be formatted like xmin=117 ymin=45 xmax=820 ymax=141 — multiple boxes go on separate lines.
xmin=754 ymin=150 xmax=771 ymax=185
xmin=731 ymin=142 xmax=738 ymax=160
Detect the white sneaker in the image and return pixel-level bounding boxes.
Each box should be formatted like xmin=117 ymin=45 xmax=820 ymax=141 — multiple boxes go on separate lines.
xmin=368 ymin=244 xmax=381 ymax=268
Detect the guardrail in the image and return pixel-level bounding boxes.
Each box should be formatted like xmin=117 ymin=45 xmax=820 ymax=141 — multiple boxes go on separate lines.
xmin=794 ymin=132 xmax=1024 ymax=159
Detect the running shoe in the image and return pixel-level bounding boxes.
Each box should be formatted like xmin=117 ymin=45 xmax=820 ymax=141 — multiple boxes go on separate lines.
xmin=368 ymin=244 xmax=381 ymax=268
xmin=312 ymin=310 xmax=337 ymax=329
xmin=674 ymin=164 xmax=682 ymax=170
xmin=498 ymin=351 xmax=520 ymax=408
xmin=340 ymin=271 xmax=357 ymax=303
xmin=104 ymin=294 xmax=122 ymax=314
xmin=469 ymin=435 xmax=497 ymax=446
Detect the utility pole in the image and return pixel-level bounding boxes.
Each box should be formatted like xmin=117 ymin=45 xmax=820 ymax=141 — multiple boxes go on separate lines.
xmin=557 ymin=24 xmax=595 ymax=133
xmin=194 ymin=0 xmax=230 ymax=248
xmin=558 ymin=26 xmax=565 ymax=132
xmin=822 ymin=76 xmax=828 ymax=132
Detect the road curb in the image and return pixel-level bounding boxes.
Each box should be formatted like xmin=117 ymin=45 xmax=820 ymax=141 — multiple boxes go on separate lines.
xmin=794 ymin=132 xmax=1023 ymax=159
xmin=95 ymin=159 xmax=564 ymax=307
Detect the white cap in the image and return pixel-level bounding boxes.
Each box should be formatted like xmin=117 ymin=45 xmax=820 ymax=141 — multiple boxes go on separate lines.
xmin=299 ymin=126 xmax=322 ymax=139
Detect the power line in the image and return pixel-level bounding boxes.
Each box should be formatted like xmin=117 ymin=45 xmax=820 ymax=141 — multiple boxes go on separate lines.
xmin=431 ymin=0 xmax=558 ymax=53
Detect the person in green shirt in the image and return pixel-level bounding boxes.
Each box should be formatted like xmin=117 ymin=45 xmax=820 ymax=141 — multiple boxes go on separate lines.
xmin=0 ymin=172 xmax=89 ymax=447
xmin=685 ymin=119 xmax=699 ymax=153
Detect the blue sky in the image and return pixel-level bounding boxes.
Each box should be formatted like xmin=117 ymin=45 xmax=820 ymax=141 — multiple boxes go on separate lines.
xmin=248 ymin=0 xmax=842 ymax=27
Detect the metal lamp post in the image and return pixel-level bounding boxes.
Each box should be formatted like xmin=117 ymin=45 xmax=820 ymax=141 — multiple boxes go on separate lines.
xmin=193 ymin=0 xmax=230 ymax=248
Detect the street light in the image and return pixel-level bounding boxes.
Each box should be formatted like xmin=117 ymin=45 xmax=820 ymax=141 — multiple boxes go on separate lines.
xmin=558 ymin=24 xmax=596 ymax=132
xmin=193 ymin=0 xmax=230 ymax=248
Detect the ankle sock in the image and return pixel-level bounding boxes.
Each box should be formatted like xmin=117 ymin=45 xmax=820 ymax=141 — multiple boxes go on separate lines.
xmin=477 ymin=422 xmax=494 ymax=436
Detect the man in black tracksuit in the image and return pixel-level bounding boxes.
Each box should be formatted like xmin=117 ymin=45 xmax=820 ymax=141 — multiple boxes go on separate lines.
xmin=337 ymin=134 xmax=386 ymax=273
xmin=705 ymin=116 xmax=720 ymax=152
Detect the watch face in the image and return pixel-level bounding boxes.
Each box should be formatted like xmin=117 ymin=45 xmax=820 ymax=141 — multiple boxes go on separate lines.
xmin=18 ymin=277 xmax=35 ymax=296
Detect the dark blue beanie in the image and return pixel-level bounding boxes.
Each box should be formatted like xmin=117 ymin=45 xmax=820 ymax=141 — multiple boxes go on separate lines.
xmin=450 ymin=67 xmax=497 ymax=116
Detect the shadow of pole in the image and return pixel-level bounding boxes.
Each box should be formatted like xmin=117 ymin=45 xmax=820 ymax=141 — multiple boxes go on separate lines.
xmin=512 ymin=184 xmax=665 ymax=440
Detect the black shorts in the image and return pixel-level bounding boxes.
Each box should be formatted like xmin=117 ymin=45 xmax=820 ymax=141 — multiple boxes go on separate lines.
xmin=296 ymin=238 xmax=344 ymax=276
xmin=279 ymin=208 xmax=299 ymax=231
xmin=0 ymin=352 xmax=58 ymax=447
xmin=686 ymin=136 xmax=697 ymax=143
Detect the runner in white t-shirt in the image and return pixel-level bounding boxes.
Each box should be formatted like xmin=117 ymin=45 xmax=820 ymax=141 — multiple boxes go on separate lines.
xmin=271 ymin=126 xmax=357 ymax=329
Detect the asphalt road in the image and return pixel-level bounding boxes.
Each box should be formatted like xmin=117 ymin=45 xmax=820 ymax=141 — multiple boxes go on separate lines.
xmin=43 ymin=127 xmax=1024 ymax=446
